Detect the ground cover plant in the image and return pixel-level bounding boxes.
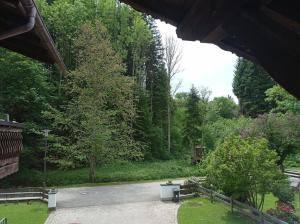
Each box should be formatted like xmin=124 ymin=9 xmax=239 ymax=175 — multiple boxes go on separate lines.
xmin=2 ymin=160 xmax=199 ymax=187
xmin=0 ymin=202 xmax=48 ymax=224
xmin=177 ymin=197 xmax=255 ymax=224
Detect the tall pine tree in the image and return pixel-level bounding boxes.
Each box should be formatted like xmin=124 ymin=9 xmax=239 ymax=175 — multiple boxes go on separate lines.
xmin=233 ymin=58 xmax=275 ymax=117
xmin=183 ymin=86 xmax=203 ymax=153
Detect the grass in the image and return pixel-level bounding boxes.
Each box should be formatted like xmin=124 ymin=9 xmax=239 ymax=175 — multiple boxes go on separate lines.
xmin=178 ymin=194 xmax=300 ymax=224
xmin=0 ymin=202 xmax=48 ymax=224
xmin=263 ymin=194 xmax=278 ymax=212
xmin=177 ymin=197 xmax=255 ymax=224
xmin=3 ymin=160 xmax=200 ymax=187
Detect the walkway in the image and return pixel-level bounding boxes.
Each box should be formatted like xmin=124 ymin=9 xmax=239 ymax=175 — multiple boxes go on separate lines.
xmin=45 ymin=181 xmax=181 ymax=224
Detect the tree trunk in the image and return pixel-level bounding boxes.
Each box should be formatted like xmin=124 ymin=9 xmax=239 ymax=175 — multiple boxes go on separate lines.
xmin=89 ymin=155 xmax=96 ymax=183
xmin=167 ymin=97 xmax=171 ymax=154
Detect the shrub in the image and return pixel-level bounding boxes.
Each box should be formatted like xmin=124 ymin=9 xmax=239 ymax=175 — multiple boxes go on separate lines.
xmin=205 ymin=135 xmax=283 ymax=210
xmin=272 ymin=179 xmax=294 ymax=204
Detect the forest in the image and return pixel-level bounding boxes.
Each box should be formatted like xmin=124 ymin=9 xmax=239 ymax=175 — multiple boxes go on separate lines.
xmin=1 ymin=0 xmax=300 ymax=188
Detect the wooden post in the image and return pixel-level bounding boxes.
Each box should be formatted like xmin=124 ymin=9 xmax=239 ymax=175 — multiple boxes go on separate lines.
xmin=260 ymin=211 xmax=264 ymax=224
xmin=210 ymin=190 xmax=213 ymax=203
xmin=231 ymin=197 xmax=233 ymax=213
xmin=298 ymin=185 xmax=300 ymax=202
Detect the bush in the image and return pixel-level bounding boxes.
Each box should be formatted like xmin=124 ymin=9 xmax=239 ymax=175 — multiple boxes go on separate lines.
xmin=204 ymin=135 xmax=283 ymax=210
xmin=272 ymin=179 xmax=294 ymax=204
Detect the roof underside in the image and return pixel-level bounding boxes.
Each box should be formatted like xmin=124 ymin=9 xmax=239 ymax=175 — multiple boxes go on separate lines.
xmin=0 ymin=0 xmax=66 ymax=72
xmin=121 ymin=0 xmax=300 ymax=98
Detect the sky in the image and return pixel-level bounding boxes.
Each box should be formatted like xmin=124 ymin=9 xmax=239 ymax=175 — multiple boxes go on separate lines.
xmin=156 ymin=20 xmax=238 ymax=101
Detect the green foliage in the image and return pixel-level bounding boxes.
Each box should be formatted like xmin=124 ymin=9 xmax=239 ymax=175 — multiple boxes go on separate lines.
xmin=183 ymin=86 xmax=204 ymax=151
xmin=0 ymin=0 xmax=171 ymax=169
xmin=202 ymin=117 xmax=252 ymax=151
xmin=2 ymin=160 xmax=199 ymax=187
xmin=265 ymin=85 xmax=300 ymax=114
xmin=272 ymin=179 xmax=294 ymax=204
xmin=0 ymin=49 xmax=56 ymax=169
xmin=243 ymin=113 xmax=300 ymax=169
xmin=48 ymin=22 xmax=142 ymax=181
xmin=205 ymin=135 xmax=283 ymax=210
xmin=206 ymin=96 xmax=239 ymax=121
xmin=233 ymin=58 xmax=275 ymax=117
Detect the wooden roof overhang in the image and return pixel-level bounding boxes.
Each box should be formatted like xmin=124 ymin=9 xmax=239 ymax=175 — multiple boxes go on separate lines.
xmin=0 ymin=0 xmax=66 ymax=72
xmin=121 ymin=0 xmax=300 ymax=98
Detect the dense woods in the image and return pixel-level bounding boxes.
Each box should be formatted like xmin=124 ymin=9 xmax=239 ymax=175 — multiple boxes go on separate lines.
xmin=1 ymin=0 xmax=300 ymax=188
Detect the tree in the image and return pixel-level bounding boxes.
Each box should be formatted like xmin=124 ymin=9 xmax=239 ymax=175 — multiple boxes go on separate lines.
xmin=265 ymin=85 xmax=300 ymax=114
xmin=49 ymin=22 xmax=142 ymax=181
xmin=198 ymin=86 xmax=211 ymax=103
xmin=146 ymin=17 xmax=169 ymax=158
xmin=242 ymin=113 xmax=300 ymax=170
xmin=37 ymin=0 xmax=170 ymax=162
xmin=206 ymin=96 xmax=238 ymax=121
xmin=202 ymin=117 xmax=252 ymax=151
xmin=164 ymin=35 xmax=183 ymax=154
xmin=205 ymin=135 xmax=283 ymax=210
xmin=233 ymin=58 xmax=275 ymax=117
xmin=0 ymin=48 xmax=55 ymax=169
xmin=183 ymin=86 xmax=203 ymax=153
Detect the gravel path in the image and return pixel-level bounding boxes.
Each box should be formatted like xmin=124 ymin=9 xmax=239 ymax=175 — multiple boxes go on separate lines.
xmin=45 ymin=181 xmax=182 ymax=224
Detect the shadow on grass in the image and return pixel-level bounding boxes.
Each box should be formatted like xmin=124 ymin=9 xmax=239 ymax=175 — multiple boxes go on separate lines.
xmin=221 ymin=211 xmax=255 ymax=224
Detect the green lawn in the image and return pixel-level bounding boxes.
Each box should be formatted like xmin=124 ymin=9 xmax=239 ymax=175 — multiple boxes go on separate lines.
xmin=177 ymin=197 xmax=255 ymax=224
xmin=0 ymin=202 xmax=48 ymax=224
xmin=263 ymin=194 xmax=278 ymax=212
xmin=3 ymin=160 xmax=201 ymax=187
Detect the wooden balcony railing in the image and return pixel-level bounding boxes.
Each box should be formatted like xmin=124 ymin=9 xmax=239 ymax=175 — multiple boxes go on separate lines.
xmin=0 ymin=121 xmax=23 ymax=179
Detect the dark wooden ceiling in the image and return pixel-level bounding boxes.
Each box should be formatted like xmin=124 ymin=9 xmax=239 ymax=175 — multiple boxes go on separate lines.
xmin=0 ymin=0 xmax=66 ymax=72
xmin=121 ymin=0 xmax=300 ymax=98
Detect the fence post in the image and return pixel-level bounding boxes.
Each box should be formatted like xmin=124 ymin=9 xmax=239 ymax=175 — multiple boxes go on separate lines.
xmin=260 ymin=211 xmax=264 ymax=224
xmin=210 ymin=190 xmax=213 ymax=203
xmin=230 ymin=197 xmax=233 ymax=213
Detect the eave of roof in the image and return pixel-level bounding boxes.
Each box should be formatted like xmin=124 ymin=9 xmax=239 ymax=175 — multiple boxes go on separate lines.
xmin=0 ymin=0 xmax=66 ymax=73
xmin=121 ymin=0 xmax=300 ymax=99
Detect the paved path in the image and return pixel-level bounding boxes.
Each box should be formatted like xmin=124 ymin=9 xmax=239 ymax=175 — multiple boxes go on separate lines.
xmin=45 ymin=181 xmax=182 ymax=224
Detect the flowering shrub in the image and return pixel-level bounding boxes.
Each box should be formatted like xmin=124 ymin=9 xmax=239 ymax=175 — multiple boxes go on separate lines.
xmin=277 ymin=201 xmax=295 ymax=214
xmin=267 ymin=202 xmax=299 ymax=224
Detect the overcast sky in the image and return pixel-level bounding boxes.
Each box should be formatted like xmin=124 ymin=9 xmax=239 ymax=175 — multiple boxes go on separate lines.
xmin=156 ymin=20 xmax=238 ymax=101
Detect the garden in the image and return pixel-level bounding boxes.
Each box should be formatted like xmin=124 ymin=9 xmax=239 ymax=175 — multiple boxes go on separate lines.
xmin=177 ymin=135 xmax=300 ymax=224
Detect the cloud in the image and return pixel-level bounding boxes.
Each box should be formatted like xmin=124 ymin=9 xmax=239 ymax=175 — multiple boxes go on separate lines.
xmin=156 ymin=20 xmax=238 ymax=101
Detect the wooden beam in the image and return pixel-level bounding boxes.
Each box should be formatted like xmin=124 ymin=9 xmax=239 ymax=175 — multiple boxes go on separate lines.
xmin=0 ymin=38 xmax=53 ymax=63
xmin=243 ymin=10 xmax=300 ymax=58
xmin=216 ymin=40 xmax=258 ymax=63
xmin=261 ymin=7 xmax=300 ymax=35
xmin=120 ymin=0 xmax=179 ymax=26
xmin=177 ymin=0 xmax=249 ymax=42
xmin=223 ymin=13 xmax=300 ymax=98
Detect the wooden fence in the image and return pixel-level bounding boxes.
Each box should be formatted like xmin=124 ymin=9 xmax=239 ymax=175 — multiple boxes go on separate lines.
xmin=0 ymin=188 xmax=48 ymax=203
xmin=195 ymin=185 xmax=288 ymax=224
